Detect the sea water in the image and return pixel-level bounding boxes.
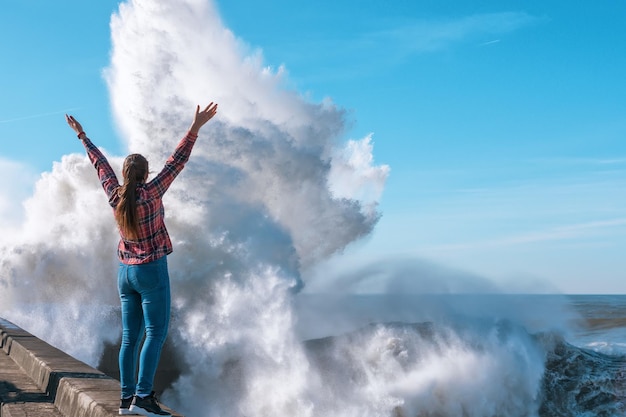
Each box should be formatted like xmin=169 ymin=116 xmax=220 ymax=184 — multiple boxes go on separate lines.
xmin=292 ymin=293 xmax=625 ymax=417
xmin=567 ymin=295 xmax=626 ymax=355
xmin=2 ymin=293 xmax=624 ymax=416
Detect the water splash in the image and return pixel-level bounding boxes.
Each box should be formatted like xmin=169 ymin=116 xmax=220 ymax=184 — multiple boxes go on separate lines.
xmin=0 ymin=0 xmax=388 ymax=415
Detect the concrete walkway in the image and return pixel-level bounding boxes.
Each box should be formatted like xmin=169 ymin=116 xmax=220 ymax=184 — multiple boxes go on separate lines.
xmin=0 ymin=317 xmax=182 ymax=417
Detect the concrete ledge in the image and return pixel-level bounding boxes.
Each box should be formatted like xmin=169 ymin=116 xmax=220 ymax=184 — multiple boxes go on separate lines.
xmin=2 ymin=402 xmax=62 ymax=417
xmin=5 ymin=335 xmax=100 ymax=396
xmin=0 ymin=317 xmax=183 ymax=417
xmin=0 ymin=328 xmax=64 ymax=417
xmin=54 ymin=377 xmax=124 ymax=417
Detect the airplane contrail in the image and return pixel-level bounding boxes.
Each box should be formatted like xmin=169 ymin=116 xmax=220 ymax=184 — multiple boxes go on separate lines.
xmin=0 ymin=107 xmax=81 ymax=124
xmin=479 ymin=39 xmax=501 ymax=46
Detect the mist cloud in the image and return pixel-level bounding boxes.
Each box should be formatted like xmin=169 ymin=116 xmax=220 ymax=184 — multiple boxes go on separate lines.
xmin=0 ymin=0 xmax=389 ymax=414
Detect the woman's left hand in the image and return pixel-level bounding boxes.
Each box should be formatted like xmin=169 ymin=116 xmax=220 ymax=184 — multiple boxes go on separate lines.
xmin=65 ymin=114 xmax=85 ymax=137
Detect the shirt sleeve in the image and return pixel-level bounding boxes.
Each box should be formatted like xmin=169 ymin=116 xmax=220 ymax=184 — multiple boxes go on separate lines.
xmin=147 ymin=131 xmax=198 ymax=198
xmin=81 ymin=137 xmax=121 ymax=207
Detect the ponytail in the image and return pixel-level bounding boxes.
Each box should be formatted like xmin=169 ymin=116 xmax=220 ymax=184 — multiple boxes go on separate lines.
xmin=115 ymin=154 xmax=148 ymax=240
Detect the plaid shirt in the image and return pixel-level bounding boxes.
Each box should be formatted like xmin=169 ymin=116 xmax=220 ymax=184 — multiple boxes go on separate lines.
xmin=82 ymin=132 xmax=198 ymax=264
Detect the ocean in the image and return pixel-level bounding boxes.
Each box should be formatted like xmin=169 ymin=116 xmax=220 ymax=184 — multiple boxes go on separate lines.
xmin=8 ymin=293 xmax=624 ymax=416
xmin=290 ymin=293 xmax=626 ymax=417
xmin=91 ymin=292 xmax=626 ymax=417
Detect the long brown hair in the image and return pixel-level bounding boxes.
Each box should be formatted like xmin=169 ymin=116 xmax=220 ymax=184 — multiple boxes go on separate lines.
xmin=115 ymin=154 xmax=148 ymax=240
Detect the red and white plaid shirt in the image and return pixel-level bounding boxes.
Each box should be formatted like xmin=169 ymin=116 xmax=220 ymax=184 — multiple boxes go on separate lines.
xmin=82 ymin=132 xmax=198 ymax=264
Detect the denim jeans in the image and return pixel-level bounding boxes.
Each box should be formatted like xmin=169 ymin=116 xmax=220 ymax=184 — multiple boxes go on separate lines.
xmin=117 ymin=256 xmax=171 ymax=398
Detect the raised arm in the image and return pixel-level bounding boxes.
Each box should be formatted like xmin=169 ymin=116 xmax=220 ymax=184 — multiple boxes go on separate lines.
xmin=148 ymin=102 xmax=218 ymax=197
xmin=189 ymin=102 xmax=218 ymax=135
xmin=65 ymin=114 xmax=121 ymax=205
xmin=65 ymin=114 xmax=86 ymax=139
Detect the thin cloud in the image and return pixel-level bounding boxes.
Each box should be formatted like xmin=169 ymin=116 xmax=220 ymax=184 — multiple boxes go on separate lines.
xmin=363 ymin=11 xmax=543 ymax=55
xmin=479 ymin=39 xmax=501 ymax=46
xmin=495 ymin=218 xmax=626 ymax=245
xmin=426 ymin=218 xmax=626 ymax=252
xmin=276 ymin=11 xmax=543 ymax=83
xmin=531 ymin=156 xmax=626 ymax=166
xmin=0 ymin=108 xmax=80 ymax=124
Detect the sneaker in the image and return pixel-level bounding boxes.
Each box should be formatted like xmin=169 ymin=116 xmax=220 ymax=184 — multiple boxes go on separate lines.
xmin=119 ymin=396 xmax=135 ymax=415
xmin=129 ymin=392 xmax=171 ymax=417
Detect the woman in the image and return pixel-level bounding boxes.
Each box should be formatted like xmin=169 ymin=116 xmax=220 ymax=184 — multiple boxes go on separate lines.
xmin=66 ymin=102 xmax=218 ymax=417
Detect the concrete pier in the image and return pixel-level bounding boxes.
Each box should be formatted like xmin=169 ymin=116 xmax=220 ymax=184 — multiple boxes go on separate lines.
xmin=0 ymin=317 xmax=183 ymax=417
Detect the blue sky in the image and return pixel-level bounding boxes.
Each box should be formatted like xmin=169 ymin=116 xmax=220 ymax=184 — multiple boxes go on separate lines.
xmin=1 ymin=1 xmax=625 ymax=293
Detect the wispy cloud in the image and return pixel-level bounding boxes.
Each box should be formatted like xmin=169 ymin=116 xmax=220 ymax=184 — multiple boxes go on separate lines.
xmin=276 ymin=11 xmax=543 ymax=83
xmin=0 ymin=108 xmax=80 ymax=124
xmin=479 ymin=39 xmax=501 ymax=46
xmin=362 ymin=11 xmax=543 ymax=55
xmin=426 ymin=218 xmax=626 ymax=252
xmin=530 ymin=156 xmax=626 ymax=166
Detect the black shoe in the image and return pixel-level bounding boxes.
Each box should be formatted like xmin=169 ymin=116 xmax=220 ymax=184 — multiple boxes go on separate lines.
xmin=129 ymin=392 xmax=171 ymax=417
xmin=119 ymin=396 xmax=134 ymax=415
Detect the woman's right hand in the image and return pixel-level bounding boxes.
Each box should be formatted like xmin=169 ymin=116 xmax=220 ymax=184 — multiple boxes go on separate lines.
xmin=189 ymin=102 xmax=218 ymax=135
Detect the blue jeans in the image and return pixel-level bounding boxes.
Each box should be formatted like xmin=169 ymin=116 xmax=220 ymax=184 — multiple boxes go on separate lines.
xmin=117 ymin=256 xmax=171 ymax=398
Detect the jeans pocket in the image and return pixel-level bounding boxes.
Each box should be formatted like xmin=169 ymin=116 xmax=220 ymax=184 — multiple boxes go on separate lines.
xmin=132 ymin=260 xmax=167 ymax=292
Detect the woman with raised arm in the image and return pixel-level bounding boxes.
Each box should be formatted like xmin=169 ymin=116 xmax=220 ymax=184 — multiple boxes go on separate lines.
xmin=66 ymin=102 xmax=218 ymax=417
